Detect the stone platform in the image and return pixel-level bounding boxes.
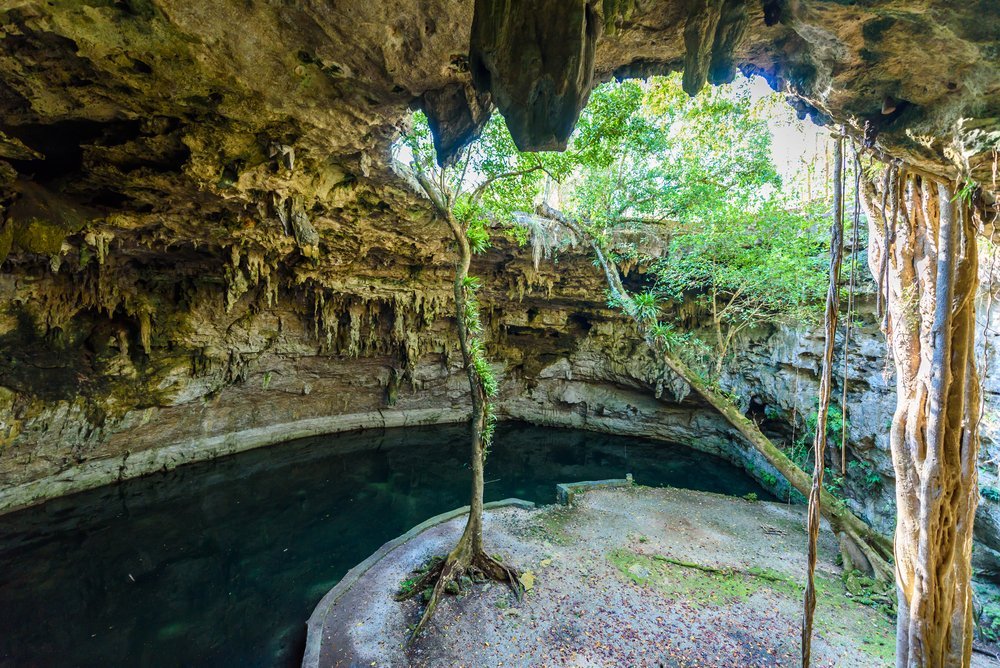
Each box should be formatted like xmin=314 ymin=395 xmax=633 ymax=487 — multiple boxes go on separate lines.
xmin=302 ymin=485 xmax=935 ymax=667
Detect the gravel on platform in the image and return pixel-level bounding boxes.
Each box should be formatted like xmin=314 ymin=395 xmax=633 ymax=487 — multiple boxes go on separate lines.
xmin=313 ymin=485 xmax=907 ymax=667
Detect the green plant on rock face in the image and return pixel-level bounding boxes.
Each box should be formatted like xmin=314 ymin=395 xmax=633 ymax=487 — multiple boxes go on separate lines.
xmin=631 ymin=291 xmax=660 ymax=324
xmin=849 ymin=459 xmax=882 ymax=493
xmin=978 ymin=601 xmax=1000 ymax=643
xmin=982 ymin=486 xmax=1000 ymax=504
xmin=648 ymin=321 xmax=674 ymax=345
xmin=790 ymin=403 xmax=851 ymax=477
xmin=466 ymin=223 xmax=491 ymax=255
xmin=719 ymin=387 xmax=742 ymax=406
xmin=825 ymin=474 xmax=845 ymax=497
xmin=785 ymin=435 xmax=811 ymax=470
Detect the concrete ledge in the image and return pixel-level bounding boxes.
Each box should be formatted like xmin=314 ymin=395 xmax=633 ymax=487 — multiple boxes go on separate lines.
xmin=556 ymin=473 xmax=634 ymax=505
xmin=301 ymin=497 xmax=535 ymax=668
xmin=0 ymin=407 xmax=469 ymax=516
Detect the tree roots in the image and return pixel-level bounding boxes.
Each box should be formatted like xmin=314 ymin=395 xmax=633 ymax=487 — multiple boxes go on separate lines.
xmin=396 ymin=544 xmax=521 ymax=642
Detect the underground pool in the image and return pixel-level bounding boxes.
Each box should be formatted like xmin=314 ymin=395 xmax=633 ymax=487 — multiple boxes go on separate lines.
xmin=0 ymin=422 xmax=773 ymax=667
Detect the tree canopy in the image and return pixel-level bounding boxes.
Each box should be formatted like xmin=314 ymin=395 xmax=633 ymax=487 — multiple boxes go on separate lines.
xmin=397 ymin=73 xmax=832 ymax=374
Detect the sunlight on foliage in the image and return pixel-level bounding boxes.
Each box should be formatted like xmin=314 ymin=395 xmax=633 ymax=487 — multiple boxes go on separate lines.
xmin=394 ymin=73 xmax=834 ymax=379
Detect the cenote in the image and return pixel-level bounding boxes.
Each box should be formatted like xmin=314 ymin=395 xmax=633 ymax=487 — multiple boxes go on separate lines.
xmin=0 ymin=422 xmax=771 ymax=667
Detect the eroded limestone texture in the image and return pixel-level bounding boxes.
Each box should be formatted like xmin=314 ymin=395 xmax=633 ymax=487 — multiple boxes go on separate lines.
xmin=0 ymin=1 xmax=999 ymax=550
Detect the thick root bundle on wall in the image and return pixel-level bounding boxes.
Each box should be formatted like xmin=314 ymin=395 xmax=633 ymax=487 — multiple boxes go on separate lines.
xmin=863 ymin=167 xmax=982 ymax=667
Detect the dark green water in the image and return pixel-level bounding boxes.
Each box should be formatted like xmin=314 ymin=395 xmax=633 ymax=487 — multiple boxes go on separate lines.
xmin=0 ymin=422 xmax=770 ymax=667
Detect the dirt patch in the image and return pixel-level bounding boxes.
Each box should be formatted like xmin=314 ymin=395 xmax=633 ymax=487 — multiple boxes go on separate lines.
xmin=309 ymin=485 xmax=987 ymax=667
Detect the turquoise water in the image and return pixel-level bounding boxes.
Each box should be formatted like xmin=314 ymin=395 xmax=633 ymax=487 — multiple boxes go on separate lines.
xmin=0 ymin=422 xmax=770 ymax=667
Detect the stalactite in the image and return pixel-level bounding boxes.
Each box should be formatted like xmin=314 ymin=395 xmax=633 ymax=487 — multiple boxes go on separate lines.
xmin=682 ymin=0 xmax=724 ymax=96
xmin=139 ymin=309 xmax=152 ymax=355
xmin=84 ymin=230 xmax=114 ymax=266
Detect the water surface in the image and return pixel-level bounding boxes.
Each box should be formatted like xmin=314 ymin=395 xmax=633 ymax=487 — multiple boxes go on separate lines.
xmin=0 ymin=422 xmax=770 ymax=667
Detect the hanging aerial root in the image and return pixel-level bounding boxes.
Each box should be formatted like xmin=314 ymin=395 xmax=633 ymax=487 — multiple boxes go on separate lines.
xmin=396 ymin=540 xmax=521 ymax=642
xmin=803 ymin=132 xmax=845 ymax=667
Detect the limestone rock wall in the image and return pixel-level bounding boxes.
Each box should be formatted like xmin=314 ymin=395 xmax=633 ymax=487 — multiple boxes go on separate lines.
xmin=0 ymin=237 xmax=797 ymax=512
xmin=4 ymin=216 xmax=1000 ymax=582
xmin=2 ymin=0 xmax=999 ymax=526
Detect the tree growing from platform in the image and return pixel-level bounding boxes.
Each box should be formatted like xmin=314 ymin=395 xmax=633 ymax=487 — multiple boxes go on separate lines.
xmin=393 ymin=110 xmax=561 ymax=639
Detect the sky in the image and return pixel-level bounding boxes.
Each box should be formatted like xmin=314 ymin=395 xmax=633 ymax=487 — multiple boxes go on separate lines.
xmin=744 ymin=74 xmax=831 ymax=195
xmin=395 ymin=73 xmax=831 ymax=204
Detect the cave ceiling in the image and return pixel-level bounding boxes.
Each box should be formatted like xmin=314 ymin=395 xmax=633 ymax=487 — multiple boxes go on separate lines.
xmin=0 ymin=0 xmax=998 ymax=282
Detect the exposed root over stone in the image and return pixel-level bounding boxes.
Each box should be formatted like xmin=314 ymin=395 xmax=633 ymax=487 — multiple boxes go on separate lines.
xmin=396 ymin=540 xmax=521 ymax=642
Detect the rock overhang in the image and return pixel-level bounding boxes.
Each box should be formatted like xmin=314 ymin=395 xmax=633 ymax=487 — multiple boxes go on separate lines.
xmin=0 ymin=1 xmax=997 ymax=243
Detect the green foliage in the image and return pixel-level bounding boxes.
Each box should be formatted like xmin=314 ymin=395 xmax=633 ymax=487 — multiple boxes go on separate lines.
xmin=954 ymin=179 xmax=977 ymax=205
xmin=825 ymin=473 xmax=845 ymax=497
xmin=466 ymin=226 xmax=490 ymax=254
xmin=652 ymin=200 xmax=828 ymax=323
xmin=631 ymin=291 xmax=660 ymax=324
xmin=647 ymin=321 xmax=674 ymax=344
xmin=397 ymin=576 xmax=418 ymax=597
xmin=566 ymin=80 xmax=671 ymax=231
xmin=786 ymin=403 xmax=866 ymax=498
xmin=398 ymin=73 xmax=835 ymax=461
xmin=800 ymin=403 xmax=848 ymax=450
xmin=561 ymin=76 xmax=829 ymax=376
xmin=849 ymin=459 xmax=882 ymax=493
xmin=979 ymin=600 xmax=1000 ymax=643
xmin=982 ymin=486 xmax=1000 ymax=503
xmin=785 ymin=437 xmax=811 ymax=471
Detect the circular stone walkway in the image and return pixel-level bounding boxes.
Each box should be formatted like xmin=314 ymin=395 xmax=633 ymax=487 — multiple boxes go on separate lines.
xmin=305 ymin=486 xmax=995 ymax=667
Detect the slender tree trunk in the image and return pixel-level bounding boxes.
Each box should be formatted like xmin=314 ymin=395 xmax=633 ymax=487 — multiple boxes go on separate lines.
xmin=401 ymin=176 xmax=520 ymax=642
xmin=862 ymin=171 xmax=980 ymax=667
xmin=449 ymin=212 xmax=488 ymax=555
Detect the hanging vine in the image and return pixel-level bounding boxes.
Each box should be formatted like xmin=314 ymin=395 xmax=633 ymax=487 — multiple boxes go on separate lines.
xmin=978 ymin=150 xmax=999 ymax=484
xmin=840 ymin=142 xmax=861 ymax=473
xmin=802 ymin=132 xmax=845 ymax=667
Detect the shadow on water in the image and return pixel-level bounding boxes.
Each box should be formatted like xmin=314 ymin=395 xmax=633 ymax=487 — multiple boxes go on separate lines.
xmin=0 ymin=422 xmax=772 ymax=667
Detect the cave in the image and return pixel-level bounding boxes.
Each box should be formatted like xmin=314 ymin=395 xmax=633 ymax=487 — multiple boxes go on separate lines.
xmin=1 ymin=1 xmax=999 ymax=667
